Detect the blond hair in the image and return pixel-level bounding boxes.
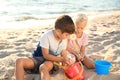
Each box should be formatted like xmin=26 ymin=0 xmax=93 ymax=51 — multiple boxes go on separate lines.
xmin=75 ymin=14 xmax=88 ymax=23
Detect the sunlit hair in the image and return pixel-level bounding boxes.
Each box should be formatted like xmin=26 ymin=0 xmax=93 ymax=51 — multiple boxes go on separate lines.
xmin=75 ymin=14 xmax=88 ymax=23
xmin=55 ymin=15 xmax=75 ymax=34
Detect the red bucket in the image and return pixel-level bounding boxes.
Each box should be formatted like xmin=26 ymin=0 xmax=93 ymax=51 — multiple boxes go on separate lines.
xmin=65 ymin=62 xmax=82 ymax=78
xmin=54 ymin=62 xmax=84 ymax=80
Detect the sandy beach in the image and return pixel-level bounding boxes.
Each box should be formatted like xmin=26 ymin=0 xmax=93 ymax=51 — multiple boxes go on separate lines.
xmin=0 ymin=10 xmax=120 ymax=80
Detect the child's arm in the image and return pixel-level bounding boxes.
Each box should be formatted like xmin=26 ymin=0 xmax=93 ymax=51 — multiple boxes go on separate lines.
xmin=67 ymin=45 xmax=76 ymax=54
xmin=41 ymin=47 xmax=65 ymax=62
xmin=61 ymin=50 xmax=72 ymax=66
xmin=66 ymin=39 xmax=78 ymax=55
xmin=79 ymin=46 xmax=86 ymax=60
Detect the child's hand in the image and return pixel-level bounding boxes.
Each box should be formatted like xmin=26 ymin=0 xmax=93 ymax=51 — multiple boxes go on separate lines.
xmin=63 ymin=57 xmax=74 ymax=66
xmin=76 ymin=54 xmax=84 ymax=61
xmin=62 ymin=57 xmax=70 ymax=65
xmin=65 ymin=57 xmax=74 ymax=65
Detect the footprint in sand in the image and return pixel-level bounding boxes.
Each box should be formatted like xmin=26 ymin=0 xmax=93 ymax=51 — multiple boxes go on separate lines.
xmin=90 ymin=42 xmax=104 ymax=52
xmin=90 ymin=25 xmax=97 ymax=31
xmin=103 ymin=40 xmax=116 ymax=46
xmin=0 ymin=52 xmax=10 ymax=58
xmin=17 ymin=52 xmax=31 ymax=57
xmin=14 ymin=39 xmax=29 ymax=46
xmin=114 ymin=50 xmax=120 ymax=56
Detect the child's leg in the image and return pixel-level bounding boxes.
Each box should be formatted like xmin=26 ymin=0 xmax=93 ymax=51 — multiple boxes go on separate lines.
xmin=39 ymin=61 xmax=53 ymax=80
xmin=83 ymin=56 xmax=95 ymax=69
xmin=15 ymin=58 xmax=35 ymax=80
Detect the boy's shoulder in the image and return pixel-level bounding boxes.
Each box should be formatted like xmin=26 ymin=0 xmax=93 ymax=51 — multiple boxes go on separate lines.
xmin=41 ymin=30 xmax=53 ymax=37
xmin=44 ymin=29 xmax=53 ymax=34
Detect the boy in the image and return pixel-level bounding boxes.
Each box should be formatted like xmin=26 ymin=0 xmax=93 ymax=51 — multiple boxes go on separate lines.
xmin=15 ymin=15 xmax=75 ymax=80
xmin=67 ymin=14 xmax=95 ymax=69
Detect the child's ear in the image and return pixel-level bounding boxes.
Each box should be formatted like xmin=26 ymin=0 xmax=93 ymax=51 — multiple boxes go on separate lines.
xmin=57 ymin=29 xmax=62 ymax=34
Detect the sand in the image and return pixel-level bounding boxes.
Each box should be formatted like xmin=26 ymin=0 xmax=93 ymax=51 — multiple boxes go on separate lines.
xmin=0 ymin=10 xmax=120 ymax=80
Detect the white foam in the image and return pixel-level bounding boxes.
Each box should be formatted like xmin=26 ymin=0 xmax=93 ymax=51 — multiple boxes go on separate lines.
xmin=0 ymin=19 xmax=55 ymax=29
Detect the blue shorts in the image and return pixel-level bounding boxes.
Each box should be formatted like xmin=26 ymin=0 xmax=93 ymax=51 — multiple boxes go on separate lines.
xmin=25 ymin=57 xmax=59 ymax=74
xmin=25 ymin=57 xmax=45 ymax=74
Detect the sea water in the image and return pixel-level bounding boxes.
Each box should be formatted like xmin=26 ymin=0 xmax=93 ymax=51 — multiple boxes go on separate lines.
xmin=0 ymin=0 xmax=120 ymax=29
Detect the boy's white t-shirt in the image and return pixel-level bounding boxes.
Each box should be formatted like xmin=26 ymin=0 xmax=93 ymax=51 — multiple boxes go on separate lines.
xmin=38 ymin=30 xmax=67 ymax=56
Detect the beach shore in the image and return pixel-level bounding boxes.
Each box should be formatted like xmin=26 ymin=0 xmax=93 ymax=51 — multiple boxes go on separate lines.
xmin=0 ymin=10 xmax=120 ymax=80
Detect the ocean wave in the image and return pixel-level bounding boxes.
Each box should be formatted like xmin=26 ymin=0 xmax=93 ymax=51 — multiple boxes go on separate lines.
xmin=0 ymin=0 xmax=120 ymax=17
xmin=0 ymin=15 xmax=56 ymax=29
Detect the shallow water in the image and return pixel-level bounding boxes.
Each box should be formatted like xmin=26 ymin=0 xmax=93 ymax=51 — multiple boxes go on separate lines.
xmin=0 ymin=0 xmax=120 ymax=29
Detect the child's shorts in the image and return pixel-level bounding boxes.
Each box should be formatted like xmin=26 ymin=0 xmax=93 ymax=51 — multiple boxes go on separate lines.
xmin=25 ymin=57 xmax=59 ymax=74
